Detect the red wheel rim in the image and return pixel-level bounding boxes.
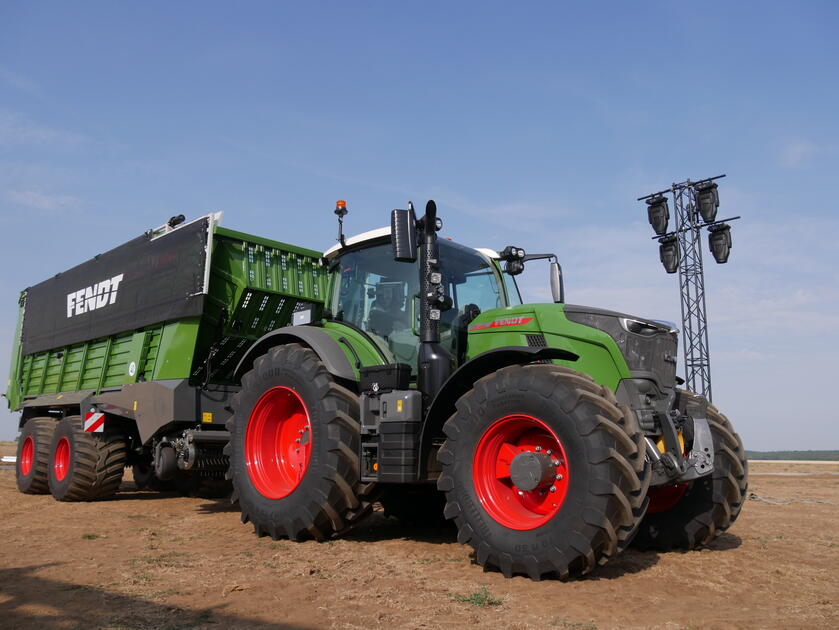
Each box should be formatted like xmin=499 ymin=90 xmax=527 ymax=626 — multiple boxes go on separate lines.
xmin=54 ymin=437 xmax=71 ymax=482
xmin=20 ymin=436 xmax=34 ymax=476
xmin=472 ymin=414 xmax=570 ymax=530
xmin=647 ymin=482 xmax=688 ymax=514
xmin=245 ymin=386 xmax=312 ymax=499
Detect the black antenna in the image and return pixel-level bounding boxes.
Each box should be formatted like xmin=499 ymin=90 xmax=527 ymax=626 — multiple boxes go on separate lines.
xmin=334 ymin=200 xmax=348 ymax=247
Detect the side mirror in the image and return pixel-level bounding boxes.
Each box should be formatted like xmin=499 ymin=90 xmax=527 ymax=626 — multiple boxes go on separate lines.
xmin=391 ymin=204 xmax=417 ymax=262
xmin=550 ymin=261 xmax=564 ymax=303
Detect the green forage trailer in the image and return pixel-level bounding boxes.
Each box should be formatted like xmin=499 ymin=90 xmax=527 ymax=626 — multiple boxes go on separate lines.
xmin=7 ymin=202 xmax=748 ymax=580
xmin=8 ymin=214 xmax=327 ymax=497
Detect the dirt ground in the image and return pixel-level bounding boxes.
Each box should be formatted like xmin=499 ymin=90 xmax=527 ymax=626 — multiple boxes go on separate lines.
xmin=1 ymin=442 xmax=837 ymax=630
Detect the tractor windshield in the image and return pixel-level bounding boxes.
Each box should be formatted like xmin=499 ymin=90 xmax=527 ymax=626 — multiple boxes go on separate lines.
xmin=330 ymin=240 xmax=514 ymax=369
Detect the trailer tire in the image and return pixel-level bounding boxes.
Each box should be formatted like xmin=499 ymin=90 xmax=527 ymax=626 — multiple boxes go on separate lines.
xmin=47 ymin=416 xmax=128 ymax=501
xmin=437 ymin=364 xmax=650 ymax=580
xmin=16 ymin=418 xmax=56 ymax=494
xmin=632 ymin=393 xmax=748 ymax=551
xmin=227 ymin=343 xmax=369 ymax=540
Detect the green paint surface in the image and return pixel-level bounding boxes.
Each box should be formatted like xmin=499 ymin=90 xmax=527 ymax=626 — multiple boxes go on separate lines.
xmin=465 ymin=303 xmax=631 ymax=391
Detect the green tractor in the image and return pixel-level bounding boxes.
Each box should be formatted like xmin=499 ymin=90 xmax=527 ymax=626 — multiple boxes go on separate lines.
xmin=226 ymin=200 xmax=748 ymax=579
xmin=8 ymin=200 xmax=747 ymax=580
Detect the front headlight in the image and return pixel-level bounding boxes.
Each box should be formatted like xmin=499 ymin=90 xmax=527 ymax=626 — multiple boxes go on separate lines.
xmin=619 ymin=317 xmax=677 ymax=336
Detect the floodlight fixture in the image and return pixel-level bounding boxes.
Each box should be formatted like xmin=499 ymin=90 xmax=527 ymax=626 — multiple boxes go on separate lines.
xmin=659 ymin=235 xmax=680 ymax=274
xmin=695 ymin=181 xmax=719 ymax=223
xmin=646 ymin=196 xmax=670 ymax=235
xmin=708 ymin=223 xmax=732 ymax=264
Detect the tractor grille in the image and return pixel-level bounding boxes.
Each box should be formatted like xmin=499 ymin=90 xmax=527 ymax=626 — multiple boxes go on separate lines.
xmin=565 ymin=305 xmax=678 ymax=391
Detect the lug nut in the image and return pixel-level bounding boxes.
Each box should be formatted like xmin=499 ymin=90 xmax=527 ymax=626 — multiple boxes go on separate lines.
xmin=546 ymin=449 xmax=553 ymax=455
xmin=550 ymin=486 xmax=557 ymax=493
xmin=535 ymin=446 xmax=542 ymax=452
xmin=556 ymin=474 xmax=563 ymax=480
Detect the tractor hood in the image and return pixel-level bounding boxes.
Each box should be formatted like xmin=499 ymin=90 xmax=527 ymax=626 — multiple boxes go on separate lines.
xmin=465 ymin=302 xmax=678 ymax=393
xmin=562 ymin=304 xmax=679 ymax=393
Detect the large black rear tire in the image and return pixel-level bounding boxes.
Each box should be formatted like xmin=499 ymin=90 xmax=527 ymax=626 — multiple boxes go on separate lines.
xmin=632 ymin=392 xmax=748 ymax=551
xmin=227 ymin=344 xmax=370 ymax=540
xmin=47 ymin=416 xmax=127 ymax=501
xmin=16 ymin=418 xmax=56 ymax=494
xmin=437 ymin=364 xmax=650 ymax=580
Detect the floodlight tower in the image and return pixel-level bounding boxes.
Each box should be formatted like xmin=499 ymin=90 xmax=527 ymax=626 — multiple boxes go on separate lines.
xmin=638 ymin=175 xmax=740 ymax=402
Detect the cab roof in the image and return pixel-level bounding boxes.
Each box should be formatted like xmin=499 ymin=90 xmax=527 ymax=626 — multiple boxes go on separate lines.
xmin=323 ymin=227 xmax=500 ymax=261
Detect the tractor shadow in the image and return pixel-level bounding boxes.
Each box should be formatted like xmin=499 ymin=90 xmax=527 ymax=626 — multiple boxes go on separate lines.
xmin=585 ymin=532 xmax=742 ymax=581
xmin=343 ymin=514 xmax=743 ymax=581
xmin=341 ymin=511 xmax=459 ymax=545
xmin=113 ymin=483 xmax=238 ymax=510
xmin=0 ymin=564 xmax=319 ymax=630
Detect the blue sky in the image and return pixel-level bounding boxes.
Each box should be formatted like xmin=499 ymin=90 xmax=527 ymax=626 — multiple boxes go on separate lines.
xmin=1 ymin=1 xmax=837 ymax=448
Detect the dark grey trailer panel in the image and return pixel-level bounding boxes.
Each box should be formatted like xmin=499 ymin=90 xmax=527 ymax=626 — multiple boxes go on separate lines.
xmin=80 ymin=379 xmax=237 ymax=443
xmin=22 ymin=218 xmax=210 ymax=355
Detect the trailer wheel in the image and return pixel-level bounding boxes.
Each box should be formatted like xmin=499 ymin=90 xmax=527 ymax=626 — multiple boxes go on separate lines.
xmin=16 ymin=418 xmax=56 ymax=494
xmin=437 ymin=364 xmax=650 ymax=580
xmin=47 ymin=416 xmax=128 ymax=501
xmin=227 ymin=343 xmax=369 ymax=540
xmin=632 ymin=392 xmax=748 ymax=551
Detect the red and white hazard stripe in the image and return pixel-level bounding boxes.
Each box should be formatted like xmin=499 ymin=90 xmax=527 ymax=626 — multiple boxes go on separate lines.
xmin=84 ymin=412 xmax=105 ymax=433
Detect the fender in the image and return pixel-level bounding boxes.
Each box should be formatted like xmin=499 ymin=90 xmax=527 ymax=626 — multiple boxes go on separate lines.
xmin=234 ymin=326 xmax=356 ymax=383
xmin=418 ymin=345 xmax=579 ymax=477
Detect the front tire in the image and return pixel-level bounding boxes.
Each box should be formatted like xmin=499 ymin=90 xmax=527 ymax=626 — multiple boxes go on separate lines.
xmin=437 ymin=364 xmax=650 ymax=580
xmin=227 ymin=344 xmax=369 ymax=540
xmin=632 ymin=392 xmax=748 ymax=551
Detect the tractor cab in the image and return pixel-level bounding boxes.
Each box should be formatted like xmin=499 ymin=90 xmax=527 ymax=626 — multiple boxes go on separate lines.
xmin=323 ymin=228 xmax=522 ymax=372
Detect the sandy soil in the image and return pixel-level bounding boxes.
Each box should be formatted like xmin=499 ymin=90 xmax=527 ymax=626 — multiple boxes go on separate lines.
xmin=1 ymin=442 xmax=837 ymax=630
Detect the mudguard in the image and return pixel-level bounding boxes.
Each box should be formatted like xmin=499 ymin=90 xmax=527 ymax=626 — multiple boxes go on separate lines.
xmin=234 ymin=326 xmax=356 ymax=382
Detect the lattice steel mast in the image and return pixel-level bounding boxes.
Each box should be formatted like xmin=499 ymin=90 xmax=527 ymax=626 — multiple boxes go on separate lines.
xmin=672 ymin=181 xmax=712 ymax=400
xmin=639 ymin=175 xmax=739 ymax=403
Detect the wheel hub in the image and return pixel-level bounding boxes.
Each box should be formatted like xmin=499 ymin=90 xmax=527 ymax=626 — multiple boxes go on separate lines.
xmin=509 ymin=450 xmax=557 ymax=491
